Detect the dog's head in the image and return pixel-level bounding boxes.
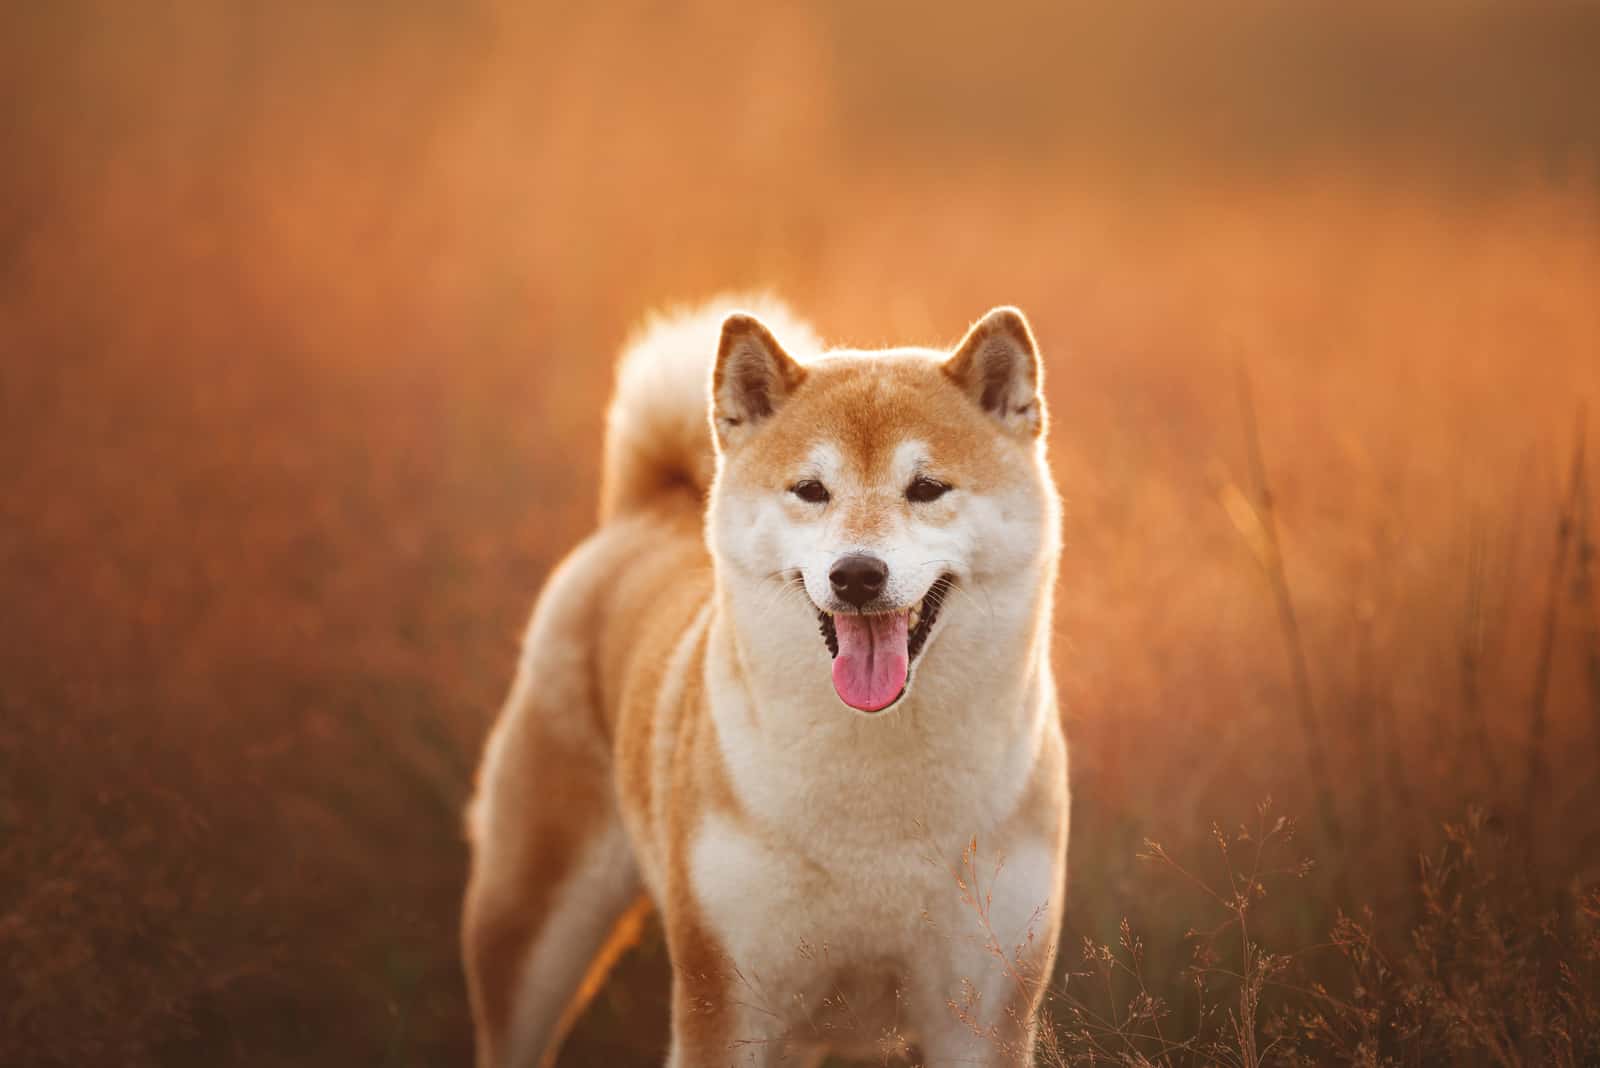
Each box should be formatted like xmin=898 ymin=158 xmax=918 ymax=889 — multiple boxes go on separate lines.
xmin=706 ymin=307 xmax=1060 ymax=714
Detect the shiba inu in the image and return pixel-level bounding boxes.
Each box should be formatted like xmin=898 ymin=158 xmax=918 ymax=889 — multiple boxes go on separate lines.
xmin=462 ymin=299 xmax=1068 ymax=1066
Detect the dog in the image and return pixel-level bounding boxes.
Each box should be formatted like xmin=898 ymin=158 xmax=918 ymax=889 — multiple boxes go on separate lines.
xmin=462 ymin=299 xmax=1068 ymax=1066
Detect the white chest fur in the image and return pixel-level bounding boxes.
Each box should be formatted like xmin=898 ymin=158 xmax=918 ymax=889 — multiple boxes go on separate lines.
xmin=688 ymin=803 xmax=1061 ymax=1058
xmin=689 ymin=632 xmax=1064 ymax=1057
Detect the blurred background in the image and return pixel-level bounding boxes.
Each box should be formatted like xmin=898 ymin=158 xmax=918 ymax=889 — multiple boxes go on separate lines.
xmin=3 ymin=2 xmax=1599 ymax=1065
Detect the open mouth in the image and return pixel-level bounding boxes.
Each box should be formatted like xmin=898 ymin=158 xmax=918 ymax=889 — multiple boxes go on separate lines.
xmin=816 ymin=574 xmax=954 ymax=713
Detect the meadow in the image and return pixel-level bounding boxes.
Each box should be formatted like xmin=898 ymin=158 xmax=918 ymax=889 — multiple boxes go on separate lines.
xmin=3 ymin=3 xmax=1599 ymax=1065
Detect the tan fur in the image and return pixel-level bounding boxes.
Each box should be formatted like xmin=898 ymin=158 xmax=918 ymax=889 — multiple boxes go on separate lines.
xmin=463 ymin=299 xmax=1068 ymax=1066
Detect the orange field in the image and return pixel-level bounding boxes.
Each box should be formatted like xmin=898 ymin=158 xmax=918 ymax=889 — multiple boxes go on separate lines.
xmin=3 ymin=4 xmax=1599 ymax=1065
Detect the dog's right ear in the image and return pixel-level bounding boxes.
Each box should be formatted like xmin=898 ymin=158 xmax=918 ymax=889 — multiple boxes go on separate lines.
xmin=942 ymin=307 xmax=1044 ymax=437
xmin=712 ymin=313 xmax=806 ymax=446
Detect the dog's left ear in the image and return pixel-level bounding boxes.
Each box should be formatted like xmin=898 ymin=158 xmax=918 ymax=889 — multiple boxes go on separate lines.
xmin=712 ymin=313 xmax=806 ymax=447
xmin=942 ymin=307 xmax=1044 ymax=436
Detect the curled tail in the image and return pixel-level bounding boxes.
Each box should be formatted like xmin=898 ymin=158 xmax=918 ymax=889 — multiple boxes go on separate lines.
xmin=598 ymin=295 xmax=821 ymax=522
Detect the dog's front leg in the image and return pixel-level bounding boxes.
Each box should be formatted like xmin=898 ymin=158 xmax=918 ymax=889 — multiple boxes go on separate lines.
xmin=665 ymin=976 xmax=810 ymax=1068
xmin=908 ymin=964 xmax=1045 ymax=1068
xmin=662 ymin=915 xmax=811 ymax=1068
xmin=909 ymin=835 xmax=1064 ymax=1067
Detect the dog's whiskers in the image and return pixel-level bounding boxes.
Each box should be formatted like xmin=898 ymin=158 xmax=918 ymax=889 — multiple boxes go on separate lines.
xmin=916 ymin=559 xmax=992 ymax=620
xmin=748 ymin=571 xmax=812 ymax=626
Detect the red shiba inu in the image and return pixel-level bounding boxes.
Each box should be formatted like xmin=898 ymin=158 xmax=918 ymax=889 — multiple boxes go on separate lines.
xmin=463 ymin=299 xmax=1068 ymax=1066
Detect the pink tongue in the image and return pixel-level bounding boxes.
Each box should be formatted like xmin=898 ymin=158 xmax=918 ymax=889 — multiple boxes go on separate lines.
xmin=830 ymin=612 xmax=910 ymax=712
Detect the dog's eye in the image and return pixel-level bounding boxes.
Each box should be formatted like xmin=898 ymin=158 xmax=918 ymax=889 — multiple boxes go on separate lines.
xmin=906 ymin=476 xmax=951 ymax=503
xmin=790 ymin=479 xmax=831 ymax=504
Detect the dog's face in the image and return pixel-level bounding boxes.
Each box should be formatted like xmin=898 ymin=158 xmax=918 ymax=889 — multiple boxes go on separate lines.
xmin=707 ymin=308 xmax=1058 ymax=714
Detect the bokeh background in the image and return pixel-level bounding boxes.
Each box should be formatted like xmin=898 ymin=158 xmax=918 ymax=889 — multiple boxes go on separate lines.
xmin=3 ymin=3 xmax=1599 ymax=1065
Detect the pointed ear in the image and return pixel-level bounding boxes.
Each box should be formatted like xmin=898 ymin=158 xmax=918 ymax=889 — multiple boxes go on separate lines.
xmin=712 ymin=313 xmax=806 ymax=445
xmin=942 ymin=307 xmax=1044 ymax=435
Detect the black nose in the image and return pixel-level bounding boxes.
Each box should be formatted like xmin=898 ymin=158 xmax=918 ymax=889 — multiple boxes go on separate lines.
xmin=829 ymin=553 xmax=888 ymax=608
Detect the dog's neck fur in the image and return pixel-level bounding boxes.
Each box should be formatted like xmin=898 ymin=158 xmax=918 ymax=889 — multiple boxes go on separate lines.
xmin=702 ymin=559 xmax=1057 ymax=852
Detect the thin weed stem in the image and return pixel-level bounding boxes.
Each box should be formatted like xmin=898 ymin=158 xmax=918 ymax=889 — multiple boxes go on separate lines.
xmin=1523 ymin=404 xmax=1587 ymax=866
xmin=1235 ymin=367 xmax=1346 ymax=863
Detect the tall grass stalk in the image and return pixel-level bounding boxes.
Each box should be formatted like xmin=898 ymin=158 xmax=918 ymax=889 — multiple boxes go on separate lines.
xmin=1523 ymin=406 xmax=1587 ymax=866
xmin=1235 ymin=368 xmax=1345 ymax=858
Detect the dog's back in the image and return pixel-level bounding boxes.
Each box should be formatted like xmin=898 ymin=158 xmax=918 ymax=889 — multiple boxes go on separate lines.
xmin=462 ymin=299 xmax=817 ymax=1066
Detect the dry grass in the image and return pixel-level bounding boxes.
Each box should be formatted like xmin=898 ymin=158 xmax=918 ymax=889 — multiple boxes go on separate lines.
xmin=2 ymin=3 xmax=1600 ymax=1065
xmin=1025 ymin=803 xmax=1600 ymax=1067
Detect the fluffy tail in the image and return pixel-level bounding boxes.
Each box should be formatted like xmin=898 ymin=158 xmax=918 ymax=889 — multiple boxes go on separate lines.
xmin=598 ymin=295 xmax=821 ymax=522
